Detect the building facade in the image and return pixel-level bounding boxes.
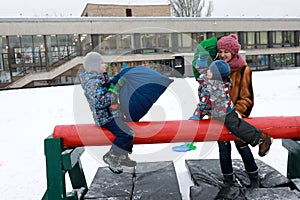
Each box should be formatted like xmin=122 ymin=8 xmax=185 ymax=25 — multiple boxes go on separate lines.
xmin=0 ymin=17 xmax=300 ymax=89
xmin=81 ymin=4 xmax=171 ymax=17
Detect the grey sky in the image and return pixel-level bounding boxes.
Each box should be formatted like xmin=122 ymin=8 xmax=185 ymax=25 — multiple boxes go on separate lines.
xmin=213 ymin=0 xmax=300 ymax=17
xmin=1 ymin=0 xmax=299 ymax=17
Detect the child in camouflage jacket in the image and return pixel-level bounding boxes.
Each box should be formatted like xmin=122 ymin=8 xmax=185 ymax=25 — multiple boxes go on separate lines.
xmin=79 ymin=52 xmax=136 ymax=174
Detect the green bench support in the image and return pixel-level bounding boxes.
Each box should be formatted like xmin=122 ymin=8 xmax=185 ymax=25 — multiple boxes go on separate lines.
xmin=42 ymin=135 xmax=88 ymax=200
xmin=282 ymin=138 xmax=300 ymax=190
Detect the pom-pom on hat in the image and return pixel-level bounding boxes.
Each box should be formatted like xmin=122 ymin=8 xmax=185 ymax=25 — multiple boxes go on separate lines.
xmin=83 ymin=52 xmax=104 ymax=74
xmin=196 ymin=51 xmax=210 ymax=67
xmin=217 ymin=34 xmax=241 ymax=55
xmin=209 ymin=60 xmax=231 ymax=81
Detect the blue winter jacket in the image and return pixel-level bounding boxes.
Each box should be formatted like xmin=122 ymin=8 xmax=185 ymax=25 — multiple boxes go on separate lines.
xmin=79 ymin=71 xmax=114 ymax=126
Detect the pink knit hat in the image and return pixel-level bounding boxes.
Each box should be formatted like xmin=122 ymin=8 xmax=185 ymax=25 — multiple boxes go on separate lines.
xmin=217 ymin=34 xmax=241 ymax=55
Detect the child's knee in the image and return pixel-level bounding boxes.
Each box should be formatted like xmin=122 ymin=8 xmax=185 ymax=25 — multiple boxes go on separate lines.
xmin=125 ymin=129 xmax=134 ymax=142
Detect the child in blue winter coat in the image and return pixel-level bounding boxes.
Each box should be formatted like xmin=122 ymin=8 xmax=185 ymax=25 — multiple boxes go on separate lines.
xmin=79 ymin=52 xmax=136 ymax=174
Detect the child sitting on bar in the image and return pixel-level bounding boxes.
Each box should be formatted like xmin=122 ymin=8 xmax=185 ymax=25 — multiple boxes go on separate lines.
xmin=79 ymin=52 xmax=136 ymax=174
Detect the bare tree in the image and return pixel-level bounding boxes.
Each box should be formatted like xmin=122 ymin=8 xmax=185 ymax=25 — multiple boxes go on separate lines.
xmin=169 ymin=0 xmax=214 ymax=17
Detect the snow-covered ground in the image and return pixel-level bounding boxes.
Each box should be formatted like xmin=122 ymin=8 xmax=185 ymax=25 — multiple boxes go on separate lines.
xmin=0 ymin=68 xmax=300 ymax=200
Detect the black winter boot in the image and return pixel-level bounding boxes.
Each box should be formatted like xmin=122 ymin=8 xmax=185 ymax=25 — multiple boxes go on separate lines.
xmin=103 ymin=149 xmax=123 ymax=174
xmin=217 ymin=174 xmax=246 ymax=199
xmin=222 ymin=174 xmax=235 ymax=187
xmin=247 ymin=171 xmax=260 ymax=188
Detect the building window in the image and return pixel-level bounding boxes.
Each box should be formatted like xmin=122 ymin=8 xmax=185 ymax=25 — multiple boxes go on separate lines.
xmin=140 ymin=33 xmax=171 ymax=50
xmin=98 ymin=34 xmax=117 ymax=55
xmin=246 ymin=32 xmax=255 ymax=49
xmin=282 ymin=53 xmax=294 ymax=67
xmin=57 ymin=35 xmax=70 ymax=59
xmin=0 ymin=36 xmax=11 ymax=83
xmin=272 ymin=53 xmax=295 ymax=69
xmin=243 ymin=31 xmax=268 ymax=49
xmin=191 ymin=33 xmax=205 ymax=50
xmin=247 ymin=54 xmax=269 ymax=70
xmin=49 ymin=35 xmax=59 ymax=64
xmin=118 ymin=34 xmax=132 ymax=54
xmin=33 ymin=35 xmax=46 ymax=68
xmin=272 ymin=31 xmax=295 ymax=47
xmin=157 ymin=33 xmax=171 ymax=50
xmin=126 ymin=8 xmax=132 ymax=17
xmin=141 ymin=33 xmax=156 ymax=48
xmin=80 ymin=34 xmax=92 ymax=55
xmin=282 ymin=31 xmax=294 ymax=47
xmin=20 ymin=35 xmax=33 ymax=64
xmin=273 ymin=31 xmax=283 ymax=48
xmin=9 ymin=36 xmax=21 ymax=66
xmin=255 ymin=32 xmax=268 ymax=49
xmin=177 ymin=33 xmax=193 ymax=52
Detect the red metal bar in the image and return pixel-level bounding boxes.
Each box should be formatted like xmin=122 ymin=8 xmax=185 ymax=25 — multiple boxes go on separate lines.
xmin=53 ymin=116 xmax=300 ymax=148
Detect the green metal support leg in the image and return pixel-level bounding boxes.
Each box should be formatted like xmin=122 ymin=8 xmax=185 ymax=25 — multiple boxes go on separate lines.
xmin=282 ymin=139 xmax=300 ymax=190
xmin=42 ymin=136 xmax=88 ymax=200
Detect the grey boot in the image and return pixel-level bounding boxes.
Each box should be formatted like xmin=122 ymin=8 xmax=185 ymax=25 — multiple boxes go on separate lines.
xmin=120 ymin=153 xmax=137 ymax=167
xmin=103 ymin=149 xmax=123 ymax=174
xmin=247 ymin=171 xmax=260 ymax=188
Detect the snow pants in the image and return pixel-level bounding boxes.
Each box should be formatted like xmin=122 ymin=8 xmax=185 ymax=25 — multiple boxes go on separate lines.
xmin=215 ymin=110 xmax=262 ymax=147
xmin=102 ymin=118 xmax=134 ymax=154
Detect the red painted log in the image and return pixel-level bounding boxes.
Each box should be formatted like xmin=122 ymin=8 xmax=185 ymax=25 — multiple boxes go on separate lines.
xmin=53 ymin=116 xmax=300 ymax=148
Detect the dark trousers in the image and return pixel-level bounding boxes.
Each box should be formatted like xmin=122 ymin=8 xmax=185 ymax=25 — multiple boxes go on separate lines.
xmin=102 ymin=118 xmax=134 ymax=154
xmin=218 ymin=141 xmax=258 ymax=174
xmin=216 ymin=110 xmax=259 ymax=174
xmin=216 ymin=110 xmax=262 ymax=147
